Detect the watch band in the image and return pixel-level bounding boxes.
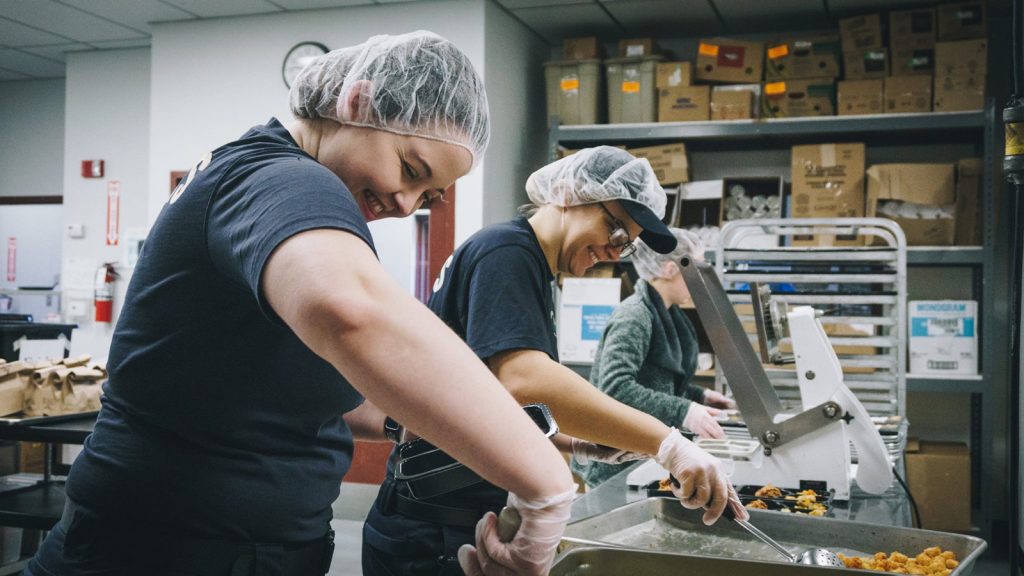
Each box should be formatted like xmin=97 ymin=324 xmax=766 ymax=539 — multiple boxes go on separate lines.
xmin=383 ymin=416 xmax=404 ymax=443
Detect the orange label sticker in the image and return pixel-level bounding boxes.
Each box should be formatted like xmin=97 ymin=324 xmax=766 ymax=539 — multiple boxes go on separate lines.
xmin=765 ymin=81 xmax=787 ymax=95
xmin=560 ymin=78 xmax=580 ymax=92
xmin=767 ymin=44 xmax=789 ymax=59
xmin=698 ymin=43 xmax=719 ymax=57
xmin=622 ymin=81 xmax=641 ymax=93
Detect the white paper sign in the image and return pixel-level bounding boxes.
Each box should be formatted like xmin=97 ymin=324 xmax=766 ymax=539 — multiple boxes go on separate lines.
xmin=557 ymin=278 xmax=621 ymax=363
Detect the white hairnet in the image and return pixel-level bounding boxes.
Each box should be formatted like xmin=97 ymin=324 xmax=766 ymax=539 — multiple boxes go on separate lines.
xmin=525 ymin=146 xmax=665 ymax=216
xmin=632 ymin=228 xmax=705 ymax=281
xmin=525 ymin=146 xmax=677 ymax=253
xmin=288 ymin=31 xmax=490 ymax=168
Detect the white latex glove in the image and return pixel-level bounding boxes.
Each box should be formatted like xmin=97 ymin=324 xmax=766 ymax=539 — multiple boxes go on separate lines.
xmin=655 ymin=428 xmax=748 ymax=525
xmin=682 ymin=403 xmax=726 ymax=439
xmin=702 ymin=388 xmax=736 ymax=409
xmin=458 ymin=485 xmax=577 ymax=576
xmin=570 ymin=437 xmax=650 ymax=466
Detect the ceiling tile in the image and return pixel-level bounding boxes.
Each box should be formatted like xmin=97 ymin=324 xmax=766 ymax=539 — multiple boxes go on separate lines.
xmin=0 ymin=48 xmax=66 ymax=77
xmin=601 ymin=0 xmax=721 ymax=37
xmin=497 ymin=0 xmax=594 ymax=9
xmin=55 ymin=0 xmax=194 ymax=33
xmin=273 ymin=0 xmax=374 ymax=7
xmin=512 ymin=3 xmax=621 ymax=44
xmin=827 ymin=0 xmax=934 ymax=18
xmin=159 ymin=0 xmax=282 ymax=18
xmin=20 ymin=42 xmax=90 ymax=62
xmin=88 ymin=38 xmax=152 ymax=49
xmin=0 ymin=68 xmax=31 ymax=80
xmin=0 ymin=17 xmax=71 ymax=46
xmin=0 ymin=0 xmax=146 ymax=42
xmin=713 ymin=0 xmax=828 ymax=35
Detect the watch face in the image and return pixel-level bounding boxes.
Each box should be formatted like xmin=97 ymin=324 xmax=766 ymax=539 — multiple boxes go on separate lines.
xmin=283 ymin=42 xmax=328 ymax=88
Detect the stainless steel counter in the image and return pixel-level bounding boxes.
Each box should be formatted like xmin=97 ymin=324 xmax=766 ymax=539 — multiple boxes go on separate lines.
xmin=570 ymin=461 xmax=913 ymax=528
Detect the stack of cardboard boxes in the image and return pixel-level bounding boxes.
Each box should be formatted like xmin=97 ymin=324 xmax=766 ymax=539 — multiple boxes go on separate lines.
xmin=838 ymin=14 xmax=886 ymax=115
xmin=762 ymin=35 xmax=840 ymax=118
xmin=933 ymin=2 xmax=987 ymax=111
xmin=543 ymin=37 xmax=603 ymax=125
xmin=680 ymin=37 xmax=765 ymax=121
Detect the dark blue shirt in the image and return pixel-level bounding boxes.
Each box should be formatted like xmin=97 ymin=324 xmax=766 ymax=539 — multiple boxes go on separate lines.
xmin=66 ymin=118 xmax=371 ymax=543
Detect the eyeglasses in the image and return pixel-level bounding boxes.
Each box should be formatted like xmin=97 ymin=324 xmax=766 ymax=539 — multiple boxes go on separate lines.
xmin=598 ymin=203 xmax=637 ymax=258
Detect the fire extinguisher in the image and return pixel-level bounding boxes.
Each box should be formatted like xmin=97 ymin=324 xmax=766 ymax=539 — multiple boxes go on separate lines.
xmin=94 ymin=263 xmax=119 ymax=323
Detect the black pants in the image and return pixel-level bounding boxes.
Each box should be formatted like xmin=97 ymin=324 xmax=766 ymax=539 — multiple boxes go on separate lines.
xmin=25 ymin=499 xmax=333 ymax=576
xmin=362 ymin=479 xmax=503 ymax=576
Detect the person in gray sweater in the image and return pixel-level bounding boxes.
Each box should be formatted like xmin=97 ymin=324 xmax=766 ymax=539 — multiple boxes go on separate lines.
xmin=574 ymin=228 xmax=736 ymax=487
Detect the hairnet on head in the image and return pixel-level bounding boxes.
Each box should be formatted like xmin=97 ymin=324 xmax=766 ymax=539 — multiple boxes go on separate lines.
xmin=632 ymin=228 xmax=705 ymax=282
xmin=524 ymin=146 xmax=677 ymax=253
xmin=288 ymin=31 xmax=490 ymax=168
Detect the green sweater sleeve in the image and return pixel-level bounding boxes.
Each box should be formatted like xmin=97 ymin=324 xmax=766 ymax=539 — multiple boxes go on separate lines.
xmin=591 ymin=300 xmax=691 ymax=427
xmin=683 ymin=383 xmax=706 ymax=403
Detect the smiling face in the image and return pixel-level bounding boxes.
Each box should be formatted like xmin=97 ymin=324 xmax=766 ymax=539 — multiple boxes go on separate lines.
xmin=318 ymin=125 xmax=472 ymax=222
xmin=558 ymin=200 xmax=643 ymax=277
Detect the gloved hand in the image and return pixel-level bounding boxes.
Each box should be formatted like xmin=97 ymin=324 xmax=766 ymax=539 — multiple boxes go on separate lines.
xmin=655 ymin=428 xmax=748 ymax=525
xmin=682 ymin=403 xmax=726 ymax=439
xmin=458 ymin=485 xmax=577 ymax=576
xmin=702 ymin=388 xmax=737 ymax=409
xmin=570 ymin=437 xmax=650 ymax=466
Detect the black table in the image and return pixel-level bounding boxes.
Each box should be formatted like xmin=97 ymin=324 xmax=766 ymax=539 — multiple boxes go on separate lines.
xmin=0 ymin=413 xmax=96 ymax=529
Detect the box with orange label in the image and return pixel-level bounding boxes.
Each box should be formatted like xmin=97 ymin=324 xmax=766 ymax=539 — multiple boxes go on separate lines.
xmin=658 ymin=85 xmax=710 ymax=122
xmin=765 ymin=35 xmax=840 ymax=80
xmin=606 ymin=55 xmax=663 ymax=123
xmin=544 ymin=59 xmax=603 ymax=125
xmin=695 ymin=38 xmax=764 ymax=84
xmin=761 ymin=78 xmax=835 ymax=118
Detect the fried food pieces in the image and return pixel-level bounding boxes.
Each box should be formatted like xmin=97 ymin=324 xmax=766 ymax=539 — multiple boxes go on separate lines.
xmin=839 ymin=546 xmax=959 ymax=575
xmin=754 ymin=484 xmax=783 ymax=498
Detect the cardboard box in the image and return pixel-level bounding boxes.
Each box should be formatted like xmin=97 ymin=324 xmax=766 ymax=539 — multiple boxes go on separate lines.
xmin=891 ymin=47 xmax=934 ymax=76
xmin=761 ymin=78 xmax=835 ymax=118
xmin=628 ymin=143 xmax=689 ymax=185
xmin=563 ymin=37 xmax=601 ymax=60
xmin=885 ymin=75 xmax=932 ymax=113
xmin=791 ymin=142 xmax=866 ymax=219
xmin=908 ymin=301 xmax=978 ymax=375
xmin=695 ymin=38 xmax=764 ymax=84
xmin=619 ymin=37 xmax=656 ymax=57
xmin=656 ymin=62 xmax=692 ymax=88
xmin=955 ymin=158 xmax=983 ymax=246
xmin=558 ymin=278 xmax=622 ymax=363
xmin=676 ymin=180 xmax=723 ymax=229
xmin=711 ymin=85 xmax=759 ymax=120
xmin=765 ymin=35 xmax=841 ymax=80
xmin=935 ymin=39 xmax=987 ymax=77
xmin=840 ymin=13 xmax=883 ymax=52
xmin=838 ymin=79 xmax=883 ymax=116
xmin=890 ymin=8 xmax=936 ymax=51
xmin=905 ymin=440 xmax=971 ymax=532
xmin=843 ymin=48 xmax=888 ymax=80
xmin=866 ymin=163 xmax=956 ymax=245
xmin=938 ymin=2 xmax=987 ymax=41
xmin=933 ymin=73 xmax=985 ymax=111
xmin=658 ymin=85 xmax=710 ymax=122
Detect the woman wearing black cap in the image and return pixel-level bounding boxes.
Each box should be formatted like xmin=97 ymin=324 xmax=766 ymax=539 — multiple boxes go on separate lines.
xmin=363 ymin=146 xmax=748 ymax=576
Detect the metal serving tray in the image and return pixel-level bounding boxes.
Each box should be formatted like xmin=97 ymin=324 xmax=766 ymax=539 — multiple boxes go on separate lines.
xmin=552 ymin=547 xmax=846 ymax=575
xmin=563 ymin=497 xmax=986 ymax=575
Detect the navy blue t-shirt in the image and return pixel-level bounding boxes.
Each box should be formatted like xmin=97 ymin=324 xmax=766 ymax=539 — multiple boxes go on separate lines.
xmin=386 ymin=217 xmax=558 ymax=508
xmin=66 ymin=119 xmax=371 ymax=543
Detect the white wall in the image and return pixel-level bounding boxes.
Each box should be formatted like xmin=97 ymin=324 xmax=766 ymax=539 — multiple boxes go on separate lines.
xmin=61 ymin=48 xmax=151 ymax=355
xmin=481 ymin=1 xmax=549 ymax=228
xmin=0 ymin=79 xmax=65 ymax=198
xmin=147 ymin=1 xmax=487 ymax=285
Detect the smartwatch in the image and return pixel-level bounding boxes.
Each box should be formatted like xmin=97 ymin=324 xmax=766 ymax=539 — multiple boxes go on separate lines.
xmin=383 ymin=416 xmax=404 ymax=443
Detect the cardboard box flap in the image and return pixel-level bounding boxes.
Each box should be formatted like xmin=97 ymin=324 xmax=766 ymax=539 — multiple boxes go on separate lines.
xmin=867 ymin=164 xmax=956 ymax=205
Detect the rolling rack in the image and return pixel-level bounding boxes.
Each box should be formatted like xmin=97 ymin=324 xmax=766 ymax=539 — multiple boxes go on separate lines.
xmin=712 ymin=218 xmax=909 ymax=468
